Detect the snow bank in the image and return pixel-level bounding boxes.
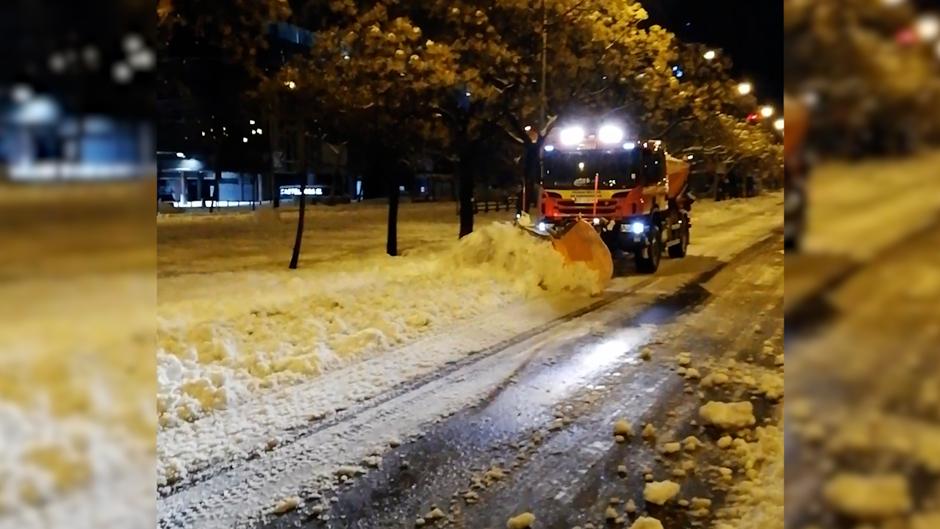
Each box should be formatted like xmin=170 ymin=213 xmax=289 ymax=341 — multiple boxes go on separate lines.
xmin=157 ymin=222 xmax=600 ymax=427
xmin=0 ymin=402 xmax=153 ymax=529
xmin=447 ymin=222 xmax=602 ymax=296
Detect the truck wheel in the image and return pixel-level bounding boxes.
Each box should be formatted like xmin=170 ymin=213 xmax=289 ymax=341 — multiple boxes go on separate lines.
xmin=600 ymin=230 xmax=620 ymax=255
xmin=635 ymin=228 xmax=662 ymax=273
xmin=668 ymin=221 xmax=689 ymax=258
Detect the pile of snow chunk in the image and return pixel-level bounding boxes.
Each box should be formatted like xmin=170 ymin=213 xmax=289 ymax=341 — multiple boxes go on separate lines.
xmin=157 ymin=221 xmax=603 ymax=426
xmin=643 ymin=480 xmax=680 ymax=505
xmin=712 ymin=423 xmax=783 ymax=529
xmin=447 ymin=222 xmax=603 ymax=296
xmin=823 ymin=473 xmax=912 ymax=519
xmin=699 ymin=401 xmax=756 ymax=430
xmin=506 ymin=512 xmax=536 ymax=529
xmin=628 ymin=517 xmax=664 ymax=529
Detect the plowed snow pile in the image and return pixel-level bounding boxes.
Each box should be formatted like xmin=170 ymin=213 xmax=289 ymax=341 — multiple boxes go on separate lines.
xmin=158 ymin=222 xmax=599 ymax=426
xmin=448 ymin=222 xmax=602 ymax=295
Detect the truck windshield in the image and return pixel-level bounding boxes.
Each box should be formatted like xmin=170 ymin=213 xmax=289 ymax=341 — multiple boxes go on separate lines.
xmin=543 ymin=150 xmax=642 ymax=189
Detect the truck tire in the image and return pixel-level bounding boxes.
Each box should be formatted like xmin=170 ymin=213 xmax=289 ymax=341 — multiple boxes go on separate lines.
xmin=635 ymin=228 xmax=662 ymax=273
xmin=668 ymin=218 xmax=689 ymax=258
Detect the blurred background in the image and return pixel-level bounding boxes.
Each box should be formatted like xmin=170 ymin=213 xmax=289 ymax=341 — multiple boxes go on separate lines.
xmin=784 ymin=0 xmax=940 ymax=528
xmin=0 ymin=1 xmax=155 ymax=528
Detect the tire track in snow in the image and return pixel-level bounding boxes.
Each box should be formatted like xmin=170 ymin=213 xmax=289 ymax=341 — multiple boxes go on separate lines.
xmin=159 ymin=235 xmax=779 ymax=529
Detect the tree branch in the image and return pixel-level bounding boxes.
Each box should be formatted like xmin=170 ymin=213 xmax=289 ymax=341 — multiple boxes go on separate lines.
xmin=654 ymin=116 xmax=695 ymax=139
xmin=500 ymin=122 xmax=527 ymax=145
xmin=540 ymin=114 xmax=559 ymax=137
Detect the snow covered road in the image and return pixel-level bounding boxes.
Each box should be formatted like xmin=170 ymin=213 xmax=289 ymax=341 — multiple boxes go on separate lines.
xmin=260 ymin=234 xmax=784 ymax=529
xmin=157 ymin=194 xmax=782 ymax=529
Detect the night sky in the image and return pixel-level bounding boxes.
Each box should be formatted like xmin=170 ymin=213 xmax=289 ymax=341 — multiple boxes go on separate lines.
xmin=644 ymin=0 xmax=783 ymax=104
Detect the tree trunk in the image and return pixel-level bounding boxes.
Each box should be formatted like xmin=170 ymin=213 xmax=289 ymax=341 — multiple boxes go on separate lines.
xmin=457 ymin=148 xmax=475 ymax=238
xmin=210 ymin=136 xmax=222 ymax=212
xmin=268 ymin=91 xmax=281 ymax=209
xmin=522 ymin=140 xmax=541 ymax=213
xmin=211 ymin=165 xmax=221 ymax=212
xmin=288 ymin=183 xmax=306 ymax=269
xmin=289 ymin=126 xmax=307 ymax=269
xmin=387 ymin=162 xmax=400 ymax=256
xmin=269 ymin=169 xmax=279 ymax=208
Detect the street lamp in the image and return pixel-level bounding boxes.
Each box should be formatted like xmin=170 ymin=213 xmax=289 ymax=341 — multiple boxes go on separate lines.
xmin=737 ymin=82 xmax=753 ymax=96
xmin=773 ymin=118 xmax=784 ymax=131
xmin=760 ymin=105 xmax=774 ymax=118
xmin=243 ymin=137 xmax=248 ymax=143
xmin=703 ymin=50 xmax=717 ymax=61
xmin=285 ymin=80 xmax=297 ymax=90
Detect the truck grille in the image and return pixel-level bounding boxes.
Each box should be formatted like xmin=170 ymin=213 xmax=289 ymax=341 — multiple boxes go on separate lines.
xmin=555 ymin=199 xmax=618 ymax=216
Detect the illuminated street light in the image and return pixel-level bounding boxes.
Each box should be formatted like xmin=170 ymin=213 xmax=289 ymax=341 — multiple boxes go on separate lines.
xmin=243 ymin=137 xmax=248 ymax=143
xmin=703 ymin=50 xmax=717 ymax=61
xmin=760 ymin=105 xmax=774 ymax=118
xmin=285 ymin=80 xmax=297 ymax=90
xmin=916 ymin=14 xmax=940 ymax=41
xmin=737 ymin=82 xmax=753 ymax=96
xmin=249 ymin=119 xmax=255 ymax=125
xmin=773 ymin=118 xmax=784 ymax=131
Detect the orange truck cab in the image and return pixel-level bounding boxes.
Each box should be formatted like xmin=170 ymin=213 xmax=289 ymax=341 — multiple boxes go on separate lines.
xmin=536 ymin=122 xmax=694 ymax=273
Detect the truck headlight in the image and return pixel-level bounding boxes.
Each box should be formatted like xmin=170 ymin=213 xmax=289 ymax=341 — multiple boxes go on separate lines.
xmin=559 ymin=126 xmax=585 ymax=146
xmin=598 ymin=124 xmax=625 ymax=144
xmin=630 ymin=221 xmax=646 ymax=234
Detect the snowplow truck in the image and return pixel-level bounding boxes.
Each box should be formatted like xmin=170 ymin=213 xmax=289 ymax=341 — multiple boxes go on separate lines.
xmin=537 ymin=123 xmax=693 ymax=274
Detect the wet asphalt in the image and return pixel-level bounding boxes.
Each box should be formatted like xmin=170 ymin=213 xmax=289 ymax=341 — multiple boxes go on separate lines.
xmin=262 ymin=233 xmax=784 ymax=529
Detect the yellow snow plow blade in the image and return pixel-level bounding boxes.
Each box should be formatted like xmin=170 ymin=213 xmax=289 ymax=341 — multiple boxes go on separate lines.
xmin=550 ymin=220 xmax=613 ymax=290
